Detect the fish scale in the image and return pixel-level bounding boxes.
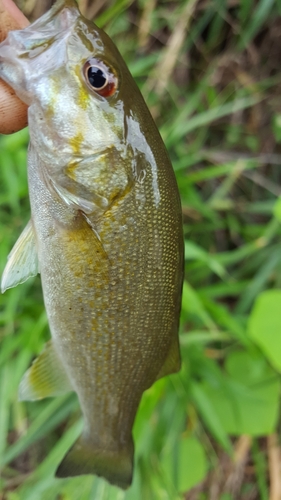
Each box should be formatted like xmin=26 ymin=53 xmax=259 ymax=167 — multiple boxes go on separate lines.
xmin=0 ymin=0 xmax=183 ymax=489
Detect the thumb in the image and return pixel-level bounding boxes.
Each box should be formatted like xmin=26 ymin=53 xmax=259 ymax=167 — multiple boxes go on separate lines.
xmin=0 ymin=0 xmax=29 ymax=134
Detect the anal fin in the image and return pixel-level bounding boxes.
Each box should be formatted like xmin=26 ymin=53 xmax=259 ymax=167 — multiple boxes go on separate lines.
xmin=1 ymin=219 xmax=39 ymax=293
xmin=19 ymin=340 xmax=73 ymax=401
xmin=156 ymin=336 xmax=181 ymax=381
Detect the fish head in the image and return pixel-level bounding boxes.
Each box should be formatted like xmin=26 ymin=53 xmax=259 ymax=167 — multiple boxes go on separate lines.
xmin=0 ymin=0 xmax=156 ymax=214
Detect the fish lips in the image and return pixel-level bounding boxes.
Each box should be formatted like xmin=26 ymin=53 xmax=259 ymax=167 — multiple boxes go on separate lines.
xmin=0 ymin=0 xmax=79 ymax=103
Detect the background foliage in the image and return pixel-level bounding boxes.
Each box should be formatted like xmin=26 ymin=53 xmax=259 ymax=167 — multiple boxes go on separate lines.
xmin=1 ymin=0 xmax=281 ymax=498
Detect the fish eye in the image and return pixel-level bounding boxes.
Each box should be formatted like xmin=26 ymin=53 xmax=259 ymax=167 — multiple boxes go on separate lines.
xmin=83 ymin=58 xmax=118 ymax=98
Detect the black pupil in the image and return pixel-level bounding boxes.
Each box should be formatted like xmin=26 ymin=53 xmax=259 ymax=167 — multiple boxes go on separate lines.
xmin=87 ymin=66 xmax=107 ymax=89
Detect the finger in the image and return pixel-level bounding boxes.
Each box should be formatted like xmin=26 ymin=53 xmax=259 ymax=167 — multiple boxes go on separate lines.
xmin=0 ymin=0 xmax=29 ymax=39
xmin=0 ymin=0 xmax=29 ymax=134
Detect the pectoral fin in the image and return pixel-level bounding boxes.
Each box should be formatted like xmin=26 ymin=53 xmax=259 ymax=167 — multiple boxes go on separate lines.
xmin=156 ymin=336 xmax=181 ymax=381
xmin=50 ymin=180 xmax=99 ymax=214
xmin=44 ymin=168 xmax=108 ymax=215
xmin=1 ymin=220 xmax=39 ymax=293
xmin=19 ymin=340 xmax=73 ymax=401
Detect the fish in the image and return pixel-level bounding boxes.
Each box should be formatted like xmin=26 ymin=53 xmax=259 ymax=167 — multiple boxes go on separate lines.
xmin=0 ymin=0 xmax=183 ymax=489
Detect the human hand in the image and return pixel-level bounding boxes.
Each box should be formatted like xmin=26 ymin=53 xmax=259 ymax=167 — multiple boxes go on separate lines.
xmin=0 ymin=0 xmax=29 ymax=134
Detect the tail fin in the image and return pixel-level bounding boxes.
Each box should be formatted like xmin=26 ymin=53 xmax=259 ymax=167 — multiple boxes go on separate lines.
xmin=56 ymin=435 xmax=134 ymax=489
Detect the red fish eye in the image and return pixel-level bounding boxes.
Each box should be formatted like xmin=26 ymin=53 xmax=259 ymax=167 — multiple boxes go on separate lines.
xmin=83 ymin=59 xmax=118 ymax=98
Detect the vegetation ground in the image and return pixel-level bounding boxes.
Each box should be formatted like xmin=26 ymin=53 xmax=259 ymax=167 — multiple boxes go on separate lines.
xmin=1 ymin=0 xmax=281 ymax=498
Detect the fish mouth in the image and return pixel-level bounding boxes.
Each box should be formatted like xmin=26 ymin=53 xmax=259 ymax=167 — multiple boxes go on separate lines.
xmin=0 ymin=0 xmax=80 ymax=102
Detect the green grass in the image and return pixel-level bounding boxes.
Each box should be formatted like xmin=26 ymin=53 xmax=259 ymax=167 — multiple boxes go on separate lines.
xmin=1 ymin=0 xmax=281 ymax=498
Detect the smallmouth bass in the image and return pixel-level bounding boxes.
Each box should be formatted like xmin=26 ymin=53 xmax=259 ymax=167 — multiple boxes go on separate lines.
xmin=0 ymin=0 xmax=183 ymax=489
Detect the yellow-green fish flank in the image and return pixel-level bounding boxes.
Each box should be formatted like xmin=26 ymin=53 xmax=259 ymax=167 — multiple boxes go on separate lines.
xmin=0 ymin=0 xmax=183 ymax=489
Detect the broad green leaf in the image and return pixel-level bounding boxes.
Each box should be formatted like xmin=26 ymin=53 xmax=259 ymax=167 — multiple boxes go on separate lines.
xmin=177 ymin=436 xmax=207 ymax=492
xmin=190 ymin=382 xmax=232 ymax=453
xmin=203 ymin=351 xmax=280 ymax=436
xmin=248 ymin=290 xmax=281 ymax=371
xmin=160 ymin=435 xmax=207 ymax=495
